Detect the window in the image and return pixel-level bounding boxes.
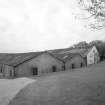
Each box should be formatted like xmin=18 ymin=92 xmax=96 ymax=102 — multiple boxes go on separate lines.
xmin=71 ymin=64 xmax=75 ymax=69
xmin=90 ymin=54 xmax=92 ymax=57
xmin=93 ymin=50 xmax=95 ymax=53
xmin=89 ymin=59 xmax=93 ymax=64
xmin=32 ymin=67 xmax=38 ymax=75
xmin=52 ymin=66 xmax=57 ymax=72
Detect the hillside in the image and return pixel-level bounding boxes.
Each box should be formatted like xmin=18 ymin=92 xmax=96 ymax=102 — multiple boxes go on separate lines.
xmin=9 ymin=61 xmax=105 ymax=105
xmin=48 ymin=47 xmax=74 ymax=53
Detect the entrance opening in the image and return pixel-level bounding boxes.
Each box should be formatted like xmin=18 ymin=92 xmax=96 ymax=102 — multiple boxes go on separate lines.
xmin=52 ymin=66 xmax=57 ymax=72
xmin=32 ymin=67 xmax=38 ymax=75
xmin=0 ymin=68 xmax=2 ymax=73
xmin=71 ymin=64 xmax=75 ymax=69
xmin=81 ymin=63 xmax=83 ymax=67
xmin=10 ymin=70 xmax=12 ymax=77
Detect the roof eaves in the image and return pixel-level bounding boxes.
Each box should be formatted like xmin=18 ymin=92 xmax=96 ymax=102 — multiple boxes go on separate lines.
xmin=14 ymin=51 xmax=64 ymax=68
xmin=63 ymin=53 xmax=83 ymax=62
xmin=46 ymin=52 xmax=65 ymax=63
xmin=13 ymin=52 xmax=43 ymax=67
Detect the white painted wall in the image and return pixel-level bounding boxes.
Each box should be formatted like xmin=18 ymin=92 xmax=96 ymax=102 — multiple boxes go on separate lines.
xmin=87 ymin=46 xmax=100 ymax=65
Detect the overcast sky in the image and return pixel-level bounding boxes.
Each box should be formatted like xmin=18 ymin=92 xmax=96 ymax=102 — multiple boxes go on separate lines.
xmin=0 ymin=0 xmax=104 ymax=53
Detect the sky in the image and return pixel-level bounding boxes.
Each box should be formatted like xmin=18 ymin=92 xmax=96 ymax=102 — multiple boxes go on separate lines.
xmin=0 ymin=0 xmax=105 ymax=53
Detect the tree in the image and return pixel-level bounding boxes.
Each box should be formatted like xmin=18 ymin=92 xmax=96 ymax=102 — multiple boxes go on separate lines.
xmin=73 ymin=41 xmax=89 ymax=48
xmin=77 ymin=0 xmax=105 ymax=30
xmin=72 ymin=40 xmax=105 ymax=60
xmin=89 ymin=40 xmax=105 ymax=60
xmin=89 ymin=40 xmax=103 ymax=46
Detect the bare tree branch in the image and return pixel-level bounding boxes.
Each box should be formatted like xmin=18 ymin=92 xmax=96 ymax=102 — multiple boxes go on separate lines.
xmin=77 ymin=0 xmax=105 ymax=29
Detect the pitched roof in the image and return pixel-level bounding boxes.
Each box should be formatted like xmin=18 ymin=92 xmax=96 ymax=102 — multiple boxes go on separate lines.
xmin=52 ymin=46 xmax=94 ymax=62
xmin=0 ymin=51 xmax=64 ymax=67
xmin=53 ymin=53 xmax=82 ymax=62
xmin=64 ymin=47 xmax=93 ymax=57
xmin=0 ymin=46 xmax=94 ymax=67
xmin=83 ymin=47 xmax=93 ymax=56
xmin=0 ymin=52 xmax=43 ymax=67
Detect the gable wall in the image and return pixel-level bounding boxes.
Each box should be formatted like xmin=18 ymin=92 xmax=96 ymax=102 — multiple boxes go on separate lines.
xmin=15 ymin=53 xmax=64 ymax=77
xmin=65 ymin=54 xmax=86 ymax=70
xmin=87 ymin=46 xmax=100 ymax=65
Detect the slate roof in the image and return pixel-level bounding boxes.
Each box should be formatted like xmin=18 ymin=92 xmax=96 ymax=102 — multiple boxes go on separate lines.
xmin=53 ymin=53 xmax=82 ymax=62
xmin=0 ymin=46 xmax=94 ymax=67
xmin=66 ymin=47 xmax=93 ymax=57
xmin=0 ymin=52 xmax=43 ymax=67
xmin=52 ymin=47 xmax=94 ymax=62
xmin=0 ymin=51 xmax=64 ymax=67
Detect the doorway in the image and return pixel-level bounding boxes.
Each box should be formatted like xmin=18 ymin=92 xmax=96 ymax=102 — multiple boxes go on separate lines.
xmin=52 ymin=66 xmax=57 ymax=72
xmin=81 ymin=62 xmax=83 ymax=67
xmin=10 ymin=70 xmax=12 ymax=77
xmin=71 ymin=64 xmax=75 ymax=69
xmin=32 ymin=67 xmax=38 ymax=75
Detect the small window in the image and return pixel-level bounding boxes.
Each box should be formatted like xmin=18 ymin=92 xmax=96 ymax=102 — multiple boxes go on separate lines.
xmin=52 ymin=66 xmax=57 ymax=72
xmin=71 ymin=64 xmax=75 ymax=69
xmin=93 ymin=50 xmax=95 ymax=53
xmin=32 ymin=67 xmax=38 ymax=75
xmin=90 ymin=54 xmax=92 ymax=57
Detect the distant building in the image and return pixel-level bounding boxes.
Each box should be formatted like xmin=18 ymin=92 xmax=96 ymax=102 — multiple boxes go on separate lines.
xmin=84 ymin=46 xmax=100 ymax=65
xmin=62 ymin=46 xmax=100 ymax=66
xmin=53 ymin=53 xmax=86 ymax=70
xmin=65 ymin=54 xmax=86 ymax=70
xmin=0 ymin=46 xmax=100 ymax=78
xmin=53 ymin=46 xmax=100 ymax=70
xmin=0 ymin=52 xmax=64 ymax=78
